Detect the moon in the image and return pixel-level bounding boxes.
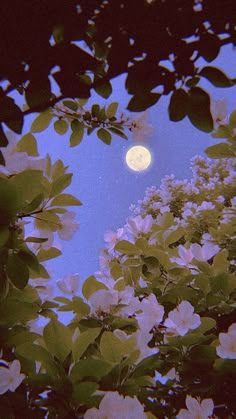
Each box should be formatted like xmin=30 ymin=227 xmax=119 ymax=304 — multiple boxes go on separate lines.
xmin=125 ymin=146 xmax=152 ymax=171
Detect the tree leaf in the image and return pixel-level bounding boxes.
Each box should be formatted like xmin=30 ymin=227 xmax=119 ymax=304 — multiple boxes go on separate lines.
xmin=82 ymin=275 xmax=108 ymax=300
xmin=97 ymin=128 xmax=112 ymax=145
xmin=127 ymin=92 xmax=161 ymax=112
xmin=229 ymin=110 xmax=236 ymax=128
xmin=0 ymin=124 xmax=9 ymax=147
xmin=199 ymin=66 xmax=234 ymax=87
xmin=70 ymin=120 xmax=84 ymax=146
xmin=72 ymin=328 xmax=101 ymax=361
xmin=16 ymin=133 xmax=39 ymax=156
xmin=31 ymin=110 xmax=53 ymax=133
xmin=188 ymin=87 xmax=214 ymax=132
xmin=49 ymin=194 xmax=82 ymax=207
xmin=37 ymin=247 xmax=62 ymax=262
xmin=205 ymin=142 xmax=235 ymax=158
xmin=106 ymin=102 xmax=118 ymax=119
xmin=63 ymin=100 xmax=78 ymax=111
xmin=100 ymin=331 xmax=123 ymax=363
xmin=50 ymin=173 xmax=73 ymax=197
xmin=115 ymin=240 xmax=142 ymax=255
xmin=6 ymin=253 xmax=29 ymax=289
xmin=168 ymin=89 xmax=189 ymax=121
xmin=94 ymin=81 xmax=112 ymax=98
xmin=108 ymin=126 xmax=128 ymax=140
xmin=0 ymin=96 xmax=23 ymax=134
xmin=54 ymin=119 xmax=68 ymax=135
xmin=43 ymin=319 xmax=72 ymax=362
xmin=70 ymin=359 xmax=112 ymax=381
xmin=25 ymin=79 xmax=52 ymax=109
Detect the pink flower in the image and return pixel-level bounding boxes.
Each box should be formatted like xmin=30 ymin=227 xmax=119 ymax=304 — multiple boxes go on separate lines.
xmin=58 ymin=211 xmax=79 ymax=240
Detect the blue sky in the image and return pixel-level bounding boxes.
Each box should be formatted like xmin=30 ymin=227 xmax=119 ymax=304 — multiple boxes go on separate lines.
xmin=20 ymin=44 xmax=236 ymax=284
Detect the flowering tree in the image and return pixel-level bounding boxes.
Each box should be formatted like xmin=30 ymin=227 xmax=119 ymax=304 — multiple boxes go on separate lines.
xmin=0 ymin=96 xmax=235 ymax=418
xmin=1 ymin=0 xmax=236 ymax=167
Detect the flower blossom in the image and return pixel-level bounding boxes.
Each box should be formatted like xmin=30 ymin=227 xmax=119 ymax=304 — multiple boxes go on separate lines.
xmin=84 ymin=391 xmax=147 ymax=419
xmin=0 ymin=360 xmax=25 ymax=395
xmin=135 ymin=293 xmax=164 ymax=332
xmin=190 ymin=242 xmax=220 ymax=262
xmin=164 ymin=301 xmax=201 ymax=336
xmin=130 ymin=112 xmax=153 ymax=142
xmin=126 ymin=214 xmax=153 ymax=239
xmin=104 ymin=227 xmax=128 ymax=253
xmin=216 ymin=323 xmax=236 ymax=359
xmin=56 ymin=273 xmax=80 ymax=295
xmin=176 ymin=395 xmax=214 ymax=419
xmin=58 ymin=211 xmax=79 ymax=240
xmin=211 ymin=98 xmax=227 ymax=128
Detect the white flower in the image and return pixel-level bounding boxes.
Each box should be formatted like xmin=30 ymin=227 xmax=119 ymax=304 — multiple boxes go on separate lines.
xmin=136 ymin=294 xmax=164 ymax=332
xmin=126 ymin=215 xmax=153 ymax=238
xmin=164 ymin=301 xmax=201 ymax=336
xmin=1 ymin=131 xmax=46 ymax=174
xmin=134 ymin=330 xmax=159 ymax=362
xmin=130 ymin=112 xmax=153 ymax=142
xmin=216 ymin=323 xmax=236 ymax=359
xmin=177 ymin=395 xmax=214 ymax=419
xmin=0 ymin=360 xmax=25 ymax=395
xmin=89 ymin=289 xmax=118 ymax=313
xmin=190 ymin=243 xmax=220 ymax=262
xmin=56 ymin=273 xmax=80 ymax=295
xmin=84 ymin=391 xmax=147 ymax=419
xmin=58 ymin=211 xmax=79 ymax=240
xmin=29 ymin=277 xmax=54 ymax=302
xmin=170 ymin=245 xmax=194 ymax=268
xmin=211 ymin=98 xmax=227 ymax=128
xmin=104 ymin=227 xmax=127 ymax=253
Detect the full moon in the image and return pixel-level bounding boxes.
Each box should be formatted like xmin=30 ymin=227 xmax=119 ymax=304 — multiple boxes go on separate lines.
xmin=125 ymin=146 xmax=152 ymax=171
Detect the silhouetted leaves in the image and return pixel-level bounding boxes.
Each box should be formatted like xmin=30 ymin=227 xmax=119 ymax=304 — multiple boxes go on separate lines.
xmin=188 ymin=87 xmax=214 ymax=132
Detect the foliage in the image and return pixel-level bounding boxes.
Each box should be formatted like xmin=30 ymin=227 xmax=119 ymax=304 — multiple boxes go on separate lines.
xmin=0 ymin=119 xmax=235 ymax=417
xmin=1 ymin=0 xmax=236 ymax=160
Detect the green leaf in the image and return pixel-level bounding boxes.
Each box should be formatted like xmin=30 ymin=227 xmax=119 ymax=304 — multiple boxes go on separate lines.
xmin=25 ymin=79 xmax=51 ymax=109
xmin=229 ymin=110 xmax=236 ymax=128
xmin=63 ymin=100 xmax=78 ymax=111
xmin=91 ymin=104 xmax=100 ymax=117
xmin=0 ymin=225 xmax=10 ymax=247
xmin=9 ymin=169 xmax=46 ymax=208
xmin=21 ymin=193 xmax=44 ymax=214
xmin=6 ymin=253 xmax=29 ymax=289
xmin=34 ymin=211 xmax=60 ymax=231
xmin=16 ymin=343 xmax=59 ymax=375
xmin=168 ymin=89 xmax=189 ymax=121
xmin=200 ymin=33 xmax=220 ymax=62
xmin=106 ymin=102 xmax=118 ymax=119
xmin=212 ymin=125 xmax=231 ymax=138
xmin=196 ymin=317 xmax=216 ymax=333
xmin=70 ymin=120 xmax=84 ymax=146
xmin=17 ymin=248 xmax=40 ymax=273
xmin=50 ymin=173 xmax=73 ymax=197
xmin=108 ymin=126 xmax=128 ymax=140
xmin=37 ymin=247 xmax=62 ymax=262
xmin=70 ymin=359 xmax=112 ymax=381
xmin=199 ymin=66 xmax=234 ymax=87
xmin=0 ymin=178 xmax=19 ymax=224
xmin=205 ymin=142 xmax=235 ymax=158
xmin=97 ymin=128 xmax=112 ymax=145
xmin=115 ymin=240 xmax=142 ymax=255
xmin=82 ymin=275 xmax=108 ymax=300
xmin=72 ymin=382 xmax=98 ymax=404
xmin=31 ymin=110 xmax=53 ymax=133
xmin=16 ymin=133 xmax=39 ymax=156
xmin=127 ymin=92 xmax=160 ymax=112
xmin=72 ymin=328 xmax=101 ymax=361
xmin=54 ymin=119 xmax=68 ymax=135
xmin=49 ymin=194 xmax=82 ymax=207
xmin=95 ymin=81 xmax=112 ymax=98
xmin=188 ymin=87 xmax=214 ymax=132
xmin=100 ymin=331 xmax=123 ymax=363
xmin=43 ymin=319 xmax=72 ymax=362
xmin=0 ymin=96 xmax=23 ymax=134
